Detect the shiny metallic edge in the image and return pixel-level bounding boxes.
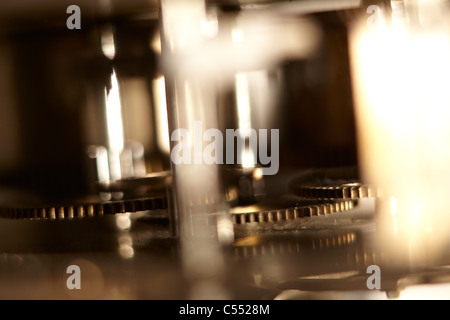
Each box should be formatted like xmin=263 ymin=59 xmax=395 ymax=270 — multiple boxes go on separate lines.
xmin=0 ymin=196 xmax=168 ymax=220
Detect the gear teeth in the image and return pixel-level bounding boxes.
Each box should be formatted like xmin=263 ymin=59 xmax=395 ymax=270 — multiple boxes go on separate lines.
xmin=232 ymin=200 xmax=357 ymax=225
xmin=290 ymin=182 xmax=378 ymax=200
xmin=0 ymin=196 xmax=168 ymax=221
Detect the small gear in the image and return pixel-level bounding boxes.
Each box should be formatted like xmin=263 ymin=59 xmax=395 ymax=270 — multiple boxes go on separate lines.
xmin=290 ymin=182 xmax=378 ymax=200
xmin=0 ymin=195 xmax=168 ymax=220
xmin=288 ymin=167 xmax=378 ymax=200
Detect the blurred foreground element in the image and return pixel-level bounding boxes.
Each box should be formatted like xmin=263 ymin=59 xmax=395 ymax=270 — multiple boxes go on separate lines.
xmin=159 ymin=0 xmax=324 ymax=299
xmin=349 ymin=0 xmax=450 ymax=266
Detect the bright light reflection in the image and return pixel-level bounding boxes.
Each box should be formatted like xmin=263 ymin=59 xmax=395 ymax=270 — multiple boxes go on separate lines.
xmin=217 ymin=214 xmax=234 ymax=245
xmin=232 ymin=28 xmax=244 ymax=43
xmin=88 ymin=145 xmax=110 ymax=182
xmin=105 ymin=70 xmax=125 ymax=180
xmin=116 ymin=212 xmax=131 ymax=230
xmin=253 ymin=167 xmax=263 ymax=181
xmin=350 ymin=4 xmax=450 ymax=263
xmin=101 ymin=25 xmax=115 ymax=60
xmin=105 ymin=70 xmax=124 ymax=152
xmin=201 ymin=9 xmax=219 ymax=39
xmin=118 ymin=234 xmax=134 ymax=259
xmin=235 ymin=73 xmax=256 ymax=168
xmin=396 ymin=282 xmax=450 ymax=300
xmin=153 ymin=76 xmax=171 ymax=154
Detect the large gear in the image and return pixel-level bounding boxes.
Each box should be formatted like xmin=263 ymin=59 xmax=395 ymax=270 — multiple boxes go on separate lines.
xmin=0 ymin=195 xmax=168 ymax=220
